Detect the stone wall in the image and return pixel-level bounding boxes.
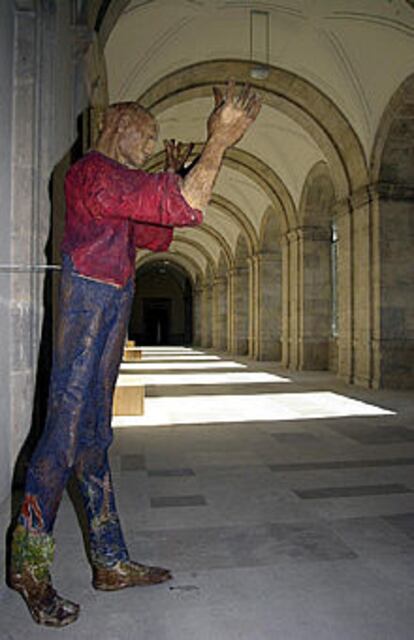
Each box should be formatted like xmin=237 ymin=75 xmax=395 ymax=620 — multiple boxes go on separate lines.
xmin=0 ymin=1 xmax=93 ymax=507
xmin=0 ymin=0 xmax=15 ymax=506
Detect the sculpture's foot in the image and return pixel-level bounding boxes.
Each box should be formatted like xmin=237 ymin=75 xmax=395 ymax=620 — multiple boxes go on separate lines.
xmin=92 ymin=560 xmax=172 ymax=591
xmin=9 ymin=570 xmax=80 ymax=627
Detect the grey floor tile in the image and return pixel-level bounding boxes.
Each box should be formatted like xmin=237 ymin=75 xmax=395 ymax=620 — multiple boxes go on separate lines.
xmin=330 ymin=516 xmax=414 ymax=557
xmin=151 ymin=495 xmax=207 ymax=508
xmin=295 ymin=483 xmax=413 ymax=499
xmin=327 ymin=423 xmax=414 ymax=445
xmin=148 ymin=468 xmax=195 ymax=477
xmin=270 ymin=432 xmax=321 ymax=444
xmin=120 ymin=453 xmax=146 ymax=471
xmin=383 ymin=512 xmax=414 ymax=539
xmin=269 ymin=457 xmax=414 ymax=472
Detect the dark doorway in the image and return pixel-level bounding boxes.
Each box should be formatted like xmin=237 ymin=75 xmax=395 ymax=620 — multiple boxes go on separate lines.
xmin=143 ymin=298 xmax=171 ymax=345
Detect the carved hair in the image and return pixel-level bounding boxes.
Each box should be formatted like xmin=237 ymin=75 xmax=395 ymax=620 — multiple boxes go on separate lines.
xmin=102 ymin=102 xmax=152 ymax=131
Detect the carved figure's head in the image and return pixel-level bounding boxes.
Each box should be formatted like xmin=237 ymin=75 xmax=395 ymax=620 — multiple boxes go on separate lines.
xmin=96 ymin=102 xmax=158 ymax=168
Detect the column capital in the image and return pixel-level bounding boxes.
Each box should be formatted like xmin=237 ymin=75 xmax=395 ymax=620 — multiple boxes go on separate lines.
xmin=296 ymin=225 xmax=331 ymax=242
xmin=249 ymin=250 xmax=280 ymax=264
xmin=331 ymin=182 xmax=410 ymax=220
xmin=229 ymin=265 xmax=248 ymax=277
xmin=372 ymin=181 xmax=414 ymax=202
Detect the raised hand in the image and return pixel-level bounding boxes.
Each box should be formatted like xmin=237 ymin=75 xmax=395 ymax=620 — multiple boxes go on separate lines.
xmin=207 ymin=80 xmax=261 ymax=149
xmin=163 ymin=139 xmax=194 ymax=174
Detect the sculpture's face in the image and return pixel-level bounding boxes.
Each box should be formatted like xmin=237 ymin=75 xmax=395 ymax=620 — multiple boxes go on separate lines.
xmin=117 ymin=112 xmax=158 ymax=168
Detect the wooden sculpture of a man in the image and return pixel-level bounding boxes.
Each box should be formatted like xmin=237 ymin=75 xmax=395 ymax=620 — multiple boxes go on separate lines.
xmin=8 ymin=81 xmax=261 ymax=627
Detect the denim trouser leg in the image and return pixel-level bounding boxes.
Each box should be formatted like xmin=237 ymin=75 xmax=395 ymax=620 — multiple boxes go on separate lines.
xmin=18 ymin=259 xmax=134 ymax=567
xmin=74 ymin=279 xmax=134 ymax=567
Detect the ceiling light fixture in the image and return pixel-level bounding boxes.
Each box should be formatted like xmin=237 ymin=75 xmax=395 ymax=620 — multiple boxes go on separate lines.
xmin=249 ymin=9 xmax=270 ymax=81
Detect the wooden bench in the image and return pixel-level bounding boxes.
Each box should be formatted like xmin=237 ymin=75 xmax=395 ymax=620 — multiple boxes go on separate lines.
xmin=123 ymin=347 xmax=142 ymax=362
xmin=113 ymin=379 xmax=145 ymax=416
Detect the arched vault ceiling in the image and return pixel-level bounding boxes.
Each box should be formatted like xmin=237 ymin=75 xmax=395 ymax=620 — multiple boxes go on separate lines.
xmin=106 ymin=0 xmax=414 ymax=158
xmin=136 ymin=250 xmax=200 ymax=283
xmin=204 ymin=206 xmax=243 ymax=255
xmin=214 ymin=165 xmax=273 ymax=233
xmin=152 ymin=98 xmax=323 ymax=208
xmin=174 ymin=226 xmax=222 ymax=266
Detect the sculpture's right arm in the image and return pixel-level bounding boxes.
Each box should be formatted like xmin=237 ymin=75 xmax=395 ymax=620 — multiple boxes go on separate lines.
xmin=75 ymin=156 xmax=202 ymax=228
xmin=180 ymin=81 xmax=261 ymax=212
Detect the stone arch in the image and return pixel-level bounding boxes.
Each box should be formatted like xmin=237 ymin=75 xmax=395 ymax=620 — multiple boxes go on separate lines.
xmin=136 ymin=251 xmax=200 ymax=285
xmin=369 ymin=72 xmax=414 ymax=388
xmin=132 ymin=258 xmax=194 ymax=345
xmin=299 ymin=161 xmax=336 ymax=226
xmin=145 ymin=148 xmax=263 ymax=249
xmin=235 ymin=232 xmax=250 ymax=267
xmin=146 ymin=140 xmax=298 ymax=237
xmin=291 ymin=161 xmax=337 ymax=371
xmin=138 ymin=60 xmax=368 ymax=199
xmin=251 ymin=208 xmax=282 ymax=360
xmin=259 ymin=207 xmax=282 ymax=252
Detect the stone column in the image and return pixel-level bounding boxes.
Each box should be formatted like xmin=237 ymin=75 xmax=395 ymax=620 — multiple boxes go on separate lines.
xmin=287 ymin=231 xmax=300 ymax=369
xmin=192 ymin=285 xmax=202 ymax=346
xmin=248 ymin=252 xmax=282 ymax=361
xmin=350 ymin=188 xmax=374 ymax=387
xmin=228 ymin=266 xmax=249 ymax=355
xmin=200 ymin=281 xmax=213 ymax=348
xmin=212 ymin=276 xmax=228 ymax=351
xmin=281 ymin=234 xmax=290 ymax=367
xmin=335 ymin=199 xmax=354 ymax=384
xmin=371 ymin=184 xmax=414 ymax=388
xmin=332 ymin=187 xmax=375 ymax=387
xmin=298 ymin=226 xmax=331 ymax=370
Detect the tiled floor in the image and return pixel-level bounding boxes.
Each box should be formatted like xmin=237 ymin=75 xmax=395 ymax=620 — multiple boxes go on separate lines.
xmin=1 ymin=347 xmax=414 ymax=639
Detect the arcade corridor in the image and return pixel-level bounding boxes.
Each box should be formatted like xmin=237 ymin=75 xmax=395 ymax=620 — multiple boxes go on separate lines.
xmin=1 ymin=347 xmax=414 ymax=639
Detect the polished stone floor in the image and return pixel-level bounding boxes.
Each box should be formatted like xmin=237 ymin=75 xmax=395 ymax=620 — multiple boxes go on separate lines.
xmin=1 ymin=347 xmax=414 ymax=639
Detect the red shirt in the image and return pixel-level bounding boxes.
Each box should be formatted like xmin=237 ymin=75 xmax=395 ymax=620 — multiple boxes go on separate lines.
xmin=61 ymin=151 xmax=202 ymax=287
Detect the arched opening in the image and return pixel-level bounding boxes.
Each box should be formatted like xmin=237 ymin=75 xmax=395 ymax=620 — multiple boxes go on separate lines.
xmin=130 ymin=260 xmax=193 ymax=346
xmin=251 ymin=208 xmax=282 ymax=361
xmin=297 ymin=162 xmax=336 ymax=371
xmin=370 ymin=72 xmax=414 ymax=388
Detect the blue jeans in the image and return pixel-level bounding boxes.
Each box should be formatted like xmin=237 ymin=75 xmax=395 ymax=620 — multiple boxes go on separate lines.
xmin=18 ymin=256 xmax=135 ymax=567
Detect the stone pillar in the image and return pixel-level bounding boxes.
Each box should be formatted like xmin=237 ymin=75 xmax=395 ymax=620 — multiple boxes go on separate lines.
xmin=287 ymin=231 xmax=300 ymax=369
xmin=248 ymin=252 xmax=282 ymax=361
xmin=334 ymin=188 xmax=375 ymax=387
xmin=371 ymin=185 xmax=414 ymax=388
xmin=351 ymin=189 xmax=374 ymax=387
xmin=192 ymin=285 xmax=202 ymax=346
xmin=335 ymin=199 xmax=354 ymax=384
xmin=212 ymin=276 xmax=228 ymax=351
xmin=228 ymin=266 xmax=249 ymax=354
xmin=298 ymin=226 xmax=331 ymax=370
xmin=281 ymin=234 xmax=290 ymax=367
xmin=200 ymin=281 xmax=213 ymax=348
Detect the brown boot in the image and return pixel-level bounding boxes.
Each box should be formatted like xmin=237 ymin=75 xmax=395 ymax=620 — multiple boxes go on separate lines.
xmin=92 ymin=559 xmax=172 ymax=591
xmin=9 ymin=525 xmax=80 ymax=627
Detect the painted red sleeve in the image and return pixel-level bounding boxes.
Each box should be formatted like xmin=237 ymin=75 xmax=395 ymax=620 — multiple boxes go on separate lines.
xmin=133 ymin=223 xmax=174 ymax=252
xmin=79 ymin=153 xmax=203 ymax=228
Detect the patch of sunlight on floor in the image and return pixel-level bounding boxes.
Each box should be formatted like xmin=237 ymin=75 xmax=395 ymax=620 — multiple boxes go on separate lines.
xmin=116 ymin=371 xmax=290 ymax=386
xmin=120 ymin=361 xmax=247 ymax=371
xmin=112 ymin=392 xmax=395 ymax=428
xmin=138 ymin=347 xmax=201 ymax=353
xmin=141 ymin=355 xmax=222 ymax=361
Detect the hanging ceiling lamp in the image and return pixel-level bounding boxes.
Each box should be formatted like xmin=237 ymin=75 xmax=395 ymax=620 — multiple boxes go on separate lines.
xmin=249 ymin=9 xmax=270 ymax=80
